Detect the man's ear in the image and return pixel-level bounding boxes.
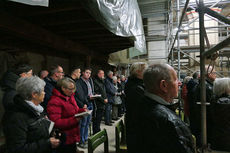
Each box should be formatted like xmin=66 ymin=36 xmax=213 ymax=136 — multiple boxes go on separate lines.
xmin=159 ymin=80 xmax=168 ymax=93
xmin=20 ymin=72 xmax=26 ymax=78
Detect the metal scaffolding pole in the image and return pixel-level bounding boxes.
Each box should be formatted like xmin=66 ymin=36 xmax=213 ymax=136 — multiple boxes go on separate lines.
xmin=198 ymin=0 xmax=207 ymax=151
xmin=177 ymin=0 xmax=181 ymax=80
xmin=204 ymin=7 xmax=230 ymax=25
xmin=168 ymin=0 xmax=190 ymax=60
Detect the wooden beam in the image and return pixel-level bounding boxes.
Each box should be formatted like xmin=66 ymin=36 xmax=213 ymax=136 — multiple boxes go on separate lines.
xmin=57 ymin=28 xmax=106 ymax=34
xmin=0 ymin=11 xmax=104 ymax=58
xmin=41 ymin=19 xmax=94 ymax=26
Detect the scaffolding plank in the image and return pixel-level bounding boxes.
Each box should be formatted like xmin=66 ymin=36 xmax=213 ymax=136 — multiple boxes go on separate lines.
xmin=203 ymin=35 xmax=230 ymax=57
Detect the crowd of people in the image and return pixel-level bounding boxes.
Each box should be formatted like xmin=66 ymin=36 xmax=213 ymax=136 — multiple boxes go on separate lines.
xmin=0 ymin=63 xmax=126 ymax=153
xmin=0 ymin=62 xmax=230 ymax=153
xmin=181 ymin=66 xmax=230 ymax=152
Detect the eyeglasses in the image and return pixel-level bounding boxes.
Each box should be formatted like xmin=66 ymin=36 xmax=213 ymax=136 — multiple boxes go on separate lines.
xmin=57 ymin=71 xmax=65 ymax=74
xmin=65 ymin=87 xmax=75 ymax=91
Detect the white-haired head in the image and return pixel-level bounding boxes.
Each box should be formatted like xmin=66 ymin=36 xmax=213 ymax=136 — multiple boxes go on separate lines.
xmin=16 ymin=76 xmax=46 ymax=100
xmin=129 ymin=62 xmax=148 ymax=79
xmin=213 ymin=77 xmax=230 ymax=97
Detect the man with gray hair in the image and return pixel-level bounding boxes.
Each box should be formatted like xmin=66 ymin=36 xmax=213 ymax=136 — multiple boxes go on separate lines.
xmin=104 ymin=70 xmax=116 ymax=126
xmin=124 ymin=62 xmax=148 ymax=153
xmin=136 ymin=64 xmax=194 ymax=153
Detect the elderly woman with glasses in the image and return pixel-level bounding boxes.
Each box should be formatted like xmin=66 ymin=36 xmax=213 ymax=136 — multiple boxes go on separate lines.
xmin=211 ymin=77 xmax=230 ymax=152
xmin=2 ymin=76 xmax=60 ymax=153
xmin=47 ymin=77 xmax=86 ymax=153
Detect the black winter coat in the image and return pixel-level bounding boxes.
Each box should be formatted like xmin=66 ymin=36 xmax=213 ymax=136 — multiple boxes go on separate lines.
xmin=138 ymin=95 xmax=195 ymax=153
xmin=211 ymin=95 xmax=230 ymax=152
xmin=104 ymin=77 xmax=116 ymax=104
xmin=0 ymin=71 xmax=19 ymax=110
xmin=2 ymin=95 xmax=52 ymax=153
xmin=189 ymin=79 xmax=214 ymax=146
xmin=41 ymin=77 xmax=57 ymax=112
xmin=124 ymin=76 xmax=144 ymax=153
xmin=93 ymin=77 xmax=107 ymax=110
xmin=74 ymin=77 xmax=94 ymax=108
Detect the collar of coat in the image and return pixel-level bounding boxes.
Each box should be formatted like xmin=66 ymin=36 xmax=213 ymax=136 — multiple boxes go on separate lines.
xmin=144 ymin=91 xmax=170 ymax=106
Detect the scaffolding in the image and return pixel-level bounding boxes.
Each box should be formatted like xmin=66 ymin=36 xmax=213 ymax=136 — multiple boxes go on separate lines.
xmin=168 ymin=0 xmax=230 ymax=77
xmin=168 ymin=0 xmax=230 ymax=152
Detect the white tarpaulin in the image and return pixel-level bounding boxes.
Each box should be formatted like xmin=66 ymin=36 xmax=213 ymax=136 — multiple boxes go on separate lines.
xmin=9 ymin=0 xmax=48 ymax=7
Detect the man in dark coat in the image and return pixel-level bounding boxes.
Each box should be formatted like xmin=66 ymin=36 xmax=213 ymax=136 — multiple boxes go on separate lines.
xmin=104 ymin=71 xmax=116 ymax=126
xmin=93 ymin=70 xmax=108 ymax=134
xmin=124 ymin=62 xmax=147 ymax=153
xmin=137 ymin=64 xmax=194 ymax=153
xmin=189 ymin=66 xmax=216 ymax=147
xmin=1 ymin=63 xmax=33 ymax=110
xmin=42 ymin=65 xmax=64 ymax=112
xmin=74 ymin=68 xmax=95 ymax=148
xmin=120 ymin=75 xmax=126 ymax=114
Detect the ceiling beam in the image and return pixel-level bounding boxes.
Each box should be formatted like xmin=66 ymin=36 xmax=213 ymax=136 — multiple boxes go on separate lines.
xmin=0 ymin=11 xmax=104 ymax=58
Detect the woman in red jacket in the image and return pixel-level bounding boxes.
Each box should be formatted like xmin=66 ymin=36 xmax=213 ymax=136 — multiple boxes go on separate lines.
xmin=47 ymin=77 xmax=86 ymax=153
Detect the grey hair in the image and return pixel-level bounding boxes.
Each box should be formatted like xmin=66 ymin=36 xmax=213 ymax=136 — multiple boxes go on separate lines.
xmin=143 ymin=64 xmax=172 ymax=93
xmin=130 ymin=62 xmax=148 ymax=77
xmin=107 ymin=71 xmax=113 ymax=76
xmin=112 ymin=76 xmax=117 ymax=81
xmin=16 ymin=76 xmax=46 ymax=100
xmin=57 ymin=77 xmax=76 ymax=92
xmin=120 ymin=75 xmax=125 ymax=79
xmin=183 ymin=76 xmax=192 ymax=84
xmin=213 ymin=77 xmax=230 ymax=97
xmin=49 ymin=65 xmax=61 ymax=76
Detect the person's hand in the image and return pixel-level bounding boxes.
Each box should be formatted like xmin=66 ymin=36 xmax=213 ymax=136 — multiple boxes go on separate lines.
xmin=83 ymin=104 xmax=87 ymax=111
xmin=50 ymin=137 xmax=60 ymax=148
xmin=104 ymin=99 xmax=108 ymax=103
xmin=75 ymin=116 xmax=82 ymax=121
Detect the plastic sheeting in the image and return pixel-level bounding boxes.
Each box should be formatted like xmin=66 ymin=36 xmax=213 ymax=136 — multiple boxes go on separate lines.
xmin=9 ymin=0 xmax=48 ymax=7
xmin=81 ymin=0 xmax=147 ymax=57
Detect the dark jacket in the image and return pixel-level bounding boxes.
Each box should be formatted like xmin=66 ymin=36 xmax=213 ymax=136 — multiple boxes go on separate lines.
xmin=138 ymin=95 xmax=195 ymax=153
xmin=211 ymin=95 xmax=230 ymax=152
xmin=104 ymin=77 xmax=116 ymax=104
xmin=124 ymin=76 xmax=144 ymax=153
xmin=74 ymin=77 xmax=94 ymax=108
xmin=189 ymin=79 xmax=214 ymax=146
xmin=93 ymin=76 xmax=107 ymax=110
xmin=47 ymin=88 xmax=85 ymax=145
xmin=2 ymin=95 xmax=52 ymax=153
xmin=0 ymin=71 xmax=19 ymax=110
xmin=41 ymin=77 xmax=57 ymax=112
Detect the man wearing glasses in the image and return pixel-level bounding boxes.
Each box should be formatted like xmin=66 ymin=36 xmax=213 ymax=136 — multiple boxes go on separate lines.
xmin=42 ymin=65 xmax=64 ymax=112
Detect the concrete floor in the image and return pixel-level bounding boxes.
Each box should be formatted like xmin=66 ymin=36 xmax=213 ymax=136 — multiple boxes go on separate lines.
xmin=78 ymin=116 xmax=124 ymax=153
